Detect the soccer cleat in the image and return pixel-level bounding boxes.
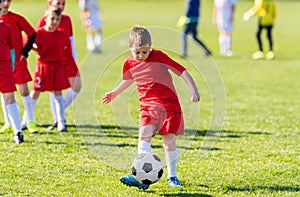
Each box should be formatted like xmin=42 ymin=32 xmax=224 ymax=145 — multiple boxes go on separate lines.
xmin=0 ymin=124 xmax=13 ymax=134
xmin=48 ymin=122 xmax=58 ymax=130
xmin=221 ymin=50 xmax=233 ymax=57
xmin=167 ymin=176 xmax=181 ymax=187
xmin=252 ymin=51 xmax=264 ymax=60
xmin=58 ymin=125 xmax=67 ymax=132
xmin=266 ymin=51 xmax=275 ymax=60
xmin=27 ymin=121 xmax=38 ymax=134
xmin=21 ymin=124 xmax=27 ymax=130
xmin=57 ymin=122 xmax=67 ymax=132
xmin=120 ymin=174 xmax=149 ymax=191
xmin=14 ymin=132 xmax=24 ymax=144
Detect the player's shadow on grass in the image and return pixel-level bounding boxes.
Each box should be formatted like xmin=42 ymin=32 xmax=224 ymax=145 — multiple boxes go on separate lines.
xmin=226 ymin=185 xmax=300 ymax=193
xmin=187 ymin=129 xmax=271 ymax=138
xmin=158 ymin=193 xmax=212 ymax=197
xmin=71 ymin=124 xmax=270 ymax=151
xmin=76 ymin=124 xmax=270 ymax=138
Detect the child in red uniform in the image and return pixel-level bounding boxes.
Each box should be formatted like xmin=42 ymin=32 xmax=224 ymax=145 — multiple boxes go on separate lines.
xmin=0 ymin=0 xmax=38 ymax=134
xmin=30 ymin=5 xmax=70 ymax=132
xmin=0 ymin=0 xmax=24 ymax=144
xmin=36 ymin=0 xmax=81 ymax=130
xmin=102 ymin=25 xmax=200 ymax=190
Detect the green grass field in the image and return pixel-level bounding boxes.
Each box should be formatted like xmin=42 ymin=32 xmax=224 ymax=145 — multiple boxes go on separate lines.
xmin=0 ymin=0 xmax=299 ymax=196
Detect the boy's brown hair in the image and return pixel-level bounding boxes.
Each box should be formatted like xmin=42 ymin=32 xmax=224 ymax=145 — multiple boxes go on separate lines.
xmin=128 ymin=25 xmax=152 ymax=48
xmin=45 ymin=5 xmax=62 ymax=17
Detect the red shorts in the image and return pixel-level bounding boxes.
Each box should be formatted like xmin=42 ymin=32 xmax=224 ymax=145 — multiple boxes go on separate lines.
xmin=33 ymin=62 xmax=70 ymax=92
xmin=14 ymin=60 xmax=32 ymax=84
xmin=139 ymin=107 xmax=184 ymax=136
xmin=0 ymin=62 xmax=17 ymax=93
xmin=64 ymin=59 xmax=80 ymax=78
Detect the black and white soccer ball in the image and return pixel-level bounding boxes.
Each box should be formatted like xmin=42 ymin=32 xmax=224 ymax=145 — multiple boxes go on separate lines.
xmin=131 ymin=152 xmax=164 ymax=185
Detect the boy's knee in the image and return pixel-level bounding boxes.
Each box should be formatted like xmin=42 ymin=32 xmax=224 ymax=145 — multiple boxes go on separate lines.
xmin=162 ymin=133 xmax=176 ymax=151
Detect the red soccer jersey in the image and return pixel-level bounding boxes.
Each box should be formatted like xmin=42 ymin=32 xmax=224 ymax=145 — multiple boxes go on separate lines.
xmin=123 ymin=49 xmax=186 ymax=112
xmin=0 ymin=11 xmax=35 ymax=62
xmin=0 ymin=21 xmax=14 ymax=62
xmin=0 ymin=21 xmax=16 ymax=93
xmin=34 ymin=27 xmax=70 ymax=63
xmin=36 ymin=14 xmax=73 ymax=37
xmin=32 ymin=27 xmax=70 ymax=91
xmin=36 ymin=14 xmax=78 ymax=77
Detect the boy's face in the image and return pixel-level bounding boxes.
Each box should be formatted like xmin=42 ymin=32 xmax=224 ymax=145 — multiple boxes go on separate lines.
xmin=50 ymin=0 xmax=65 ymax=12
xmin=130 ymin=44 xmax=151 ymax=62
xmin=2 ymin=0 xmax=11 ymax=13
xmin=45 ymin=11 xmax=61 ymax=31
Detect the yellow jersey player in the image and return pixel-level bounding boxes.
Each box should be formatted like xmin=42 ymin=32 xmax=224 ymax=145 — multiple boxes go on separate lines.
xmin=243 ymin=0 xmax=276 ymax=60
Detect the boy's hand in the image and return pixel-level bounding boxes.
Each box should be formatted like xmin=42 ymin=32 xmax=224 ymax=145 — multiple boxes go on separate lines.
xmin=191 ymin=91 xmax=200 ymax=102
xmin=102 ymin=92 xmax=113 ymax=104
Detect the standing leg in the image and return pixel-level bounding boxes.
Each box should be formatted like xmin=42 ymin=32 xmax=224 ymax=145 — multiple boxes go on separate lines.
xmin=53 ymin=91 xmax=66 ymax=132
xmin=266 ymin=25 xmax=273 ymax=51
xmin=48 ymin=92 xmax=58 ymax=130
xmin=19 ymin=83 xmax=38 ymax=133
xmin=256 ymin=25 xmax=263 ymax=52
xmin=0 ymin=94 xmax=12 ymax=133
xmin=181 ymin=25 xmax=189 ymax=57
xmin=3 ymin=92 xmax=24 ymax=144
xmin=265 ymin=25 xmax=275 ymax=60
xmin=252 ymin=25 xmax=264 ymax=59
xmin=191 ymin=23 xmax=211 ymax=56
xmin=162 ymin=133 xmax=181 ymax=187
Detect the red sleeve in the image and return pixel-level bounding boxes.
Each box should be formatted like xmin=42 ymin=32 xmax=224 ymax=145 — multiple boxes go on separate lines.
xmin=65 ymin=15 xmax=73 ymax=37
xmin=19 ymin=15 xmax=35 ymax=36
xmin=156 ymin=50 xmax=186 ymax=76
xmin=122 ymin=57 xmax=133 ymax=80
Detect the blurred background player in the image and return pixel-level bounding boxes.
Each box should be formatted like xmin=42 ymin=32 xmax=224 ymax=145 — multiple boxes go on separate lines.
xmin=213 ymin=0 xmax=236 ymax=57
xmin=243 ymin=0 xmax=276 ymax=60
xmin=102 ymin=25 xmax=200 ymax=189
xmin=0 ymin=0 xmax=24 ymax=144
xmin=180 ymin=0 xmax=211 ymax=57
xmin=30 ymin=5 xmax=71 ymax=132
xmin=79 ymin=0 xmax=103 ymax=53
xmin=36 ymin=0 xmax=81 ymax=130
xmin=0 ymin=0 xmax=38 ymax=134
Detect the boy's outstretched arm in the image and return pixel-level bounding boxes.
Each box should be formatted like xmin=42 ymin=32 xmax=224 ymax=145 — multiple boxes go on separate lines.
xmin=180 ymin=70 xmax=200 ymax=102
xmin=102 ymin=79 xmax=134 ymax=104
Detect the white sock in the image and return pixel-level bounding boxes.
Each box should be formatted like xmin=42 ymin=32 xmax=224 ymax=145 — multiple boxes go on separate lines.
xmin=94 ymin=33 xmax=102 ymax=47
xmin=225 ymin=35 xmax=231 ymax=52
xmin=50 ymin=93 xmax=57 ymax=122
xmin=6 ymin=102 xmax=22 ymax=135
xmin=54 ymin=95 xmax=65 ymax=127
xmin=86 ymin=36 xmax=95 ymax=51
xmin=63 ymin=89 xmax=78 ymax=108
xmin=165 ymin=148 xmax=178 ymax=178
xmin=219 ymin=34 xmax=226 ymax=54
xmin=1 ymin=95 xmax=10 ymax=125
xmin=22 ymin=98 xmax=37 ymax=126
xmin=138 ymin=141 xmax=151 ymax=154
xmin=21 ymin=95 xmax=34 ymax=122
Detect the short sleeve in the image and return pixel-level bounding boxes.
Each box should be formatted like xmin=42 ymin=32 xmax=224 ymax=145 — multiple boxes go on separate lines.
xmin=122 ymin=58 xmax=133 ymax=80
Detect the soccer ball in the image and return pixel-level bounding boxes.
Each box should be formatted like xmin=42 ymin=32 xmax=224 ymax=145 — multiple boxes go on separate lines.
xmin=131 ymin=152 xmax=164 ymax=185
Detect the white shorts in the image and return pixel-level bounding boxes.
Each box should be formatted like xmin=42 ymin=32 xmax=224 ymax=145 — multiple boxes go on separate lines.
xmin=86 ymin=11 xmax=102 ymax=30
